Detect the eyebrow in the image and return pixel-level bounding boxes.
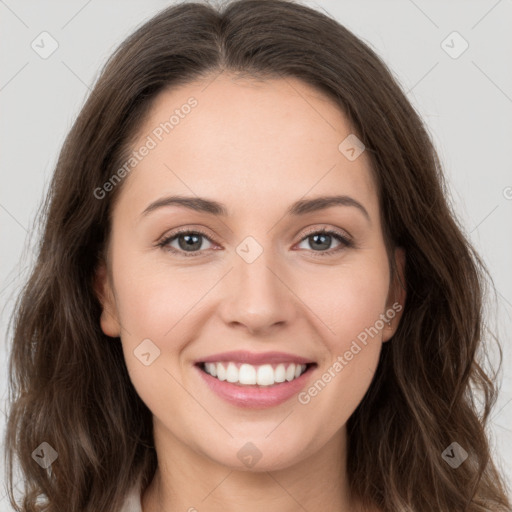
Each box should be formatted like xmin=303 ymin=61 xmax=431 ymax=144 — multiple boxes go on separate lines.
xmin=140 ymin=194 xmax=371 ymax=224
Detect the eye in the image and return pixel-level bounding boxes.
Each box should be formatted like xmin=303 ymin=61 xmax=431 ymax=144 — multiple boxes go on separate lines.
xmin=157 ymin=226 xmax=354 ymax=258
xmin=295 ymin=227 xmax=353 ymax=257
xmin=157 ymin=228 xmax=216 ymax=257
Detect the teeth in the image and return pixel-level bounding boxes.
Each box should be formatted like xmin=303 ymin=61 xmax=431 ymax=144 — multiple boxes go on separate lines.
xmin=257 ymin=364 xmax=274 ymax=386
xmin=240 ymin=364 xmax=257 ymax=385
xmin=202 ymin=362 xmax=308 ymax=386
xmin=216 ymin=362 xmax=226 ymax=381
xmin=204 ymin=362 xmax=217 ymax=377
xmin=225 ymin=362 xmax=236 ymax=383
xmin=274 ymin=364 xmax=286 ymax=383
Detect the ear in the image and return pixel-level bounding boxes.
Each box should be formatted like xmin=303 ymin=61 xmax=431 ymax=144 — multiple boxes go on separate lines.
xmin=93 ymin=261 xmax=121 ymax=338
xmin=382 ymin=247 xmax=406 ymax=343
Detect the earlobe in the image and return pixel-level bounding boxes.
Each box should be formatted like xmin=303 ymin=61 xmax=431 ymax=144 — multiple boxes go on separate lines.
xmin=382 ymin=247 xmax=407 ymax=343
xmin=93 ymin=261 xmax=121 ymax=338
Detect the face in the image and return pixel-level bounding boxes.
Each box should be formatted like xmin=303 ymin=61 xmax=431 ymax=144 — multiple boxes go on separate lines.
xmin=95 ymin=73 xmax=406 ymax=472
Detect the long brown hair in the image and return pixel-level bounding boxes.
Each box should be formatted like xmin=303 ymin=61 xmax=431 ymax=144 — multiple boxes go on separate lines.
xmin=4 ymin=0 xmax=510 ymax=510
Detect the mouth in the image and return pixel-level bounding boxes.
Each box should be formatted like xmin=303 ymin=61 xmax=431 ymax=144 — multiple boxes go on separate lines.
xmin=195 ymin=361 xmax=317 ymax=387
xmin=193 ymin=350 xmax=318 ymax=408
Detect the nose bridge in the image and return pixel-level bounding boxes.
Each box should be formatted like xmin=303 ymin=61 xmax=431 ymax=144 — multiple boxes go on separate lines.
xmin=219 ymin=235 xmax=295 ymax=333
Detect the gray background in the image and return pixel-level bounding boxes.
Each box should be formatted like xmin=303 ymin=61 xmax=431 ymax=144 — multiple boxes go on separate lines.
xmin=1 ymin=0 xmax=511 ymax=506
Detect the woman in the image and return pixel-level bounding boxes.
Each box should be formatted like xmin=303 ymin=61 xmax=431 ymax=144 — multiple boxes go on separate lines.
xmin=4 ymin=0 xmax=511 ymax=511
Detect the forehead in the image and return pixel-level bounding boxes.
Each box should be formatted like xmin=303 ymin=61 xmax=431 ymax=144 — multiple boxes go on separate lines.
xmin=117 ymin=74 xmax=377 ymax=220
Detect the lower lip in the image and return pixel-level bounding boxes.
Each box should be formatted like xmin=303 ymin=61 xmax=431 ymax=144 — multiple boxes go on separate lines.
xmin=195 ymin=364 xmax=316 ymax=409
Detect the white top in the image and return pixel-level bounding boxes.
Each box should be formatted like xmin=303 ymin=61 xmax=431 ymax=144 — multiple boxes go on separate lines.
xmin=120 ymin=478 xmax=143 ymax=512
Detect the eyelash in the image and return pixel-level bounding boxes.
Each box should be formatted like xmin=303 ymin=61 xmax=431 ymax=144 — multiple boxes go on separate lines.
xmin=156 ymin=226 xmax=354 ymax=258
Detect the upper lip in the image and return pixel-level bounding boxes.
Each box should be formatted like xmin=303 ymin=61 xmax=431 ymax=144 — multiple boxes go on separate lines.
xmin=196 ymin=350 xmax=315 ymax=366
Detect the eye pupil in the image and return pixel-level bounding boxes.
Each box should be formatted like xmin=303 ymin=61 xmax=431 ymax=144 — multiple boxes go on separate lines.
xmin=310 ymin=233 xmax=331 ymax=251
xmin=179 ymin=233 xmax=202 ymax=251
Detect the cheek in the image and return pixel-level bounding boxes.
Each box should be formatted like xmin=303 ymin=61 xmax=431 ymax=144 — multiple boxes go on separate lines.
xmin=111 ymin=254 xmax=219 ymax=403
xmin=306 ymin=260 xmax=390 ymax=349
xmin=112 ymin=262 xmax=195 ymax=416
xmin=299 ymin=304 xmax=385 ymax=433
xmin=297 ymin=260 xmax=388 ymax=412
xmin=302 ymin=346 xmax=380 ymax=436
xmin=112 ymin=247 xmax=203 ymax=339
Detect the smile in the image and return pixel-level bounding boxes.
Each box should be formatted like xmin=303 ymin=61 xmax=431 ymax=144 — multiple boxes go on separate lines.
xmin=200 ymin=361 xmax=311 ymax=386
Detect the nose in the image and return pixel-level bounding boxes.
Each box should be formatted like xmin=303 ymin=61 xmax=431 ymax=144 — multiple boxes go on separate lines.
xmin=217 ymin=247 xmax=298 ymax=336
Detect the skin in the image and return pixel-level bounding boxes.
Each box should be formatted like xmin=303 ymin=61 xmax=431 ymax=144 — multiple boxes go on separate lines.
xmin=95 ymin=73 xmax=406 ymax=512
